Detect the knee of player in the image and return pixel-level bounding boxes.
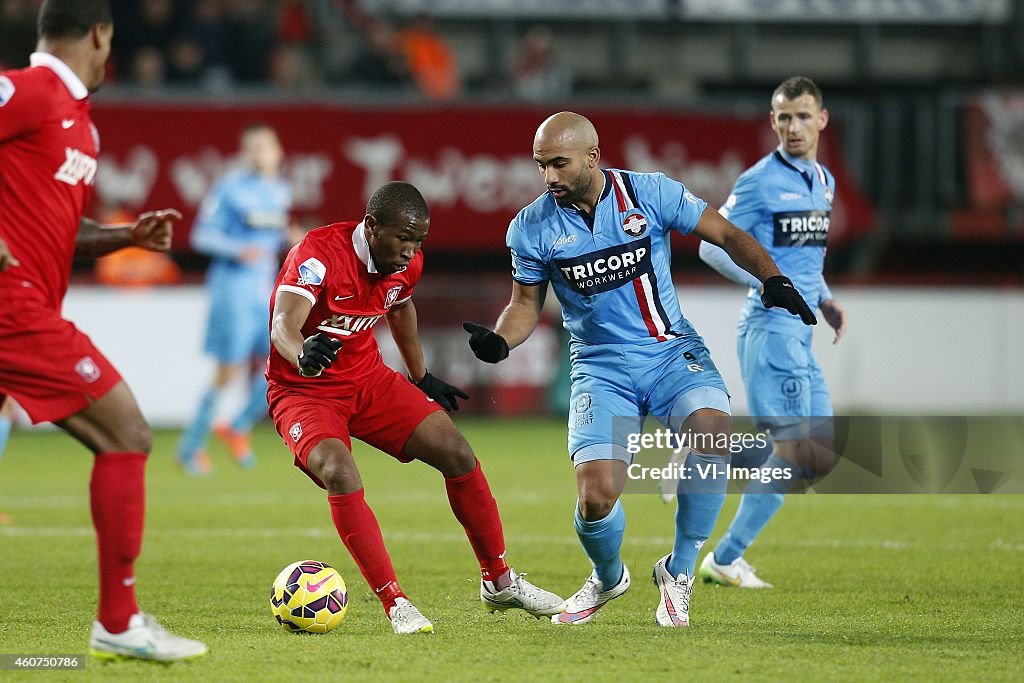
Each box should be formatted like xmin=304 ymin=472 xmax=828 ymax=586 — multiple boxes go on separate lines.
xmin=577 ymin=482 xmax=617 ymax=520
xmin=316 ymin=457 xmax=361 ymax=493
xmin=439 ymin=435 xmax=477 ymax=478
xmin=115 ymin=420 xmax=152 ymax=454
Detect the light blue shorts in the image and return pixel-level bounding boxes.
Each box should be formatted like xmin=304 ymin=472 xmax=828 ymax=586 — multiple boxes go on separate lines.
xmin=738 ymin=326 xmax=832 ymax=440
xmin=568 ymin=336 xmax=731 ymax=465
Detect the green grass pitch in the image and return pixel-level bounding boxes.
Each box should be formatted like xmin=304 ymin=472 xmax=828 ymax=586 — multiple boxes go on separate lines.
xmin=1 ymin=418 xmax=1022 ymax=681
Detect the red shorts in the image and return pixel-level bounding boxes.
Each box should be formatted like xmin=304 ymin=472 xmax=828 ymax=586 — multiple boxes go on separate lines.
xmin=0 ymin=302 xmax=122 ymax=424
xmin=268 ymin=361 xmax=443 ymax=488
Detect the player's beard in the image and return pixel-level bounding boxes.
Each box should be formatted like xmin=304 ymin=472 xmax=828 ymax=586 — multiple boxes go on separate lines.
xmin=552 ymin=166 xmax=593 ymax=208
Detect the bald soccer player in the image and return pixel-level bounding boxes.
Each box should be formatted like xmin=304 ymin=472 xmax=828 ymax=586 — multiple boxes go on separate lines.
xmin=463 ymin=112 xmax=816 ymax=627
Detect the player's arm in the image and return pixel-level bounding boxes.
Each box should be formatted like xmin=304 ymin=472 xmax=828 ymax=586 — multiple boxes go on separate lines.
xmin=693 ymin=207 xmax=816 ymax=325
xmin=387 ymin=299 xmax=469 ymax=410
xmin=698 ymin=241 xmax=761 ymax=289
xmin=385 ymin=298 xmax=427 ymax=382
xmin=463 ymin=281 xmax=545 ymax=363
xmin=270 ymin=289 xmax=341 ymax=377
xmin=74 ymin=210 xmax=181 ymax=258
xmin=818 ymin=275 xmax=847 ymax=344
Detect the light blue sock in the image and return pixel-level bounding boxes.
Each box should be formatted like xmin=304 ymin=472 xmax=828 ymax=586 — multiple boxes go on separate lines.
xmin=231 ymin=372 xmax=269 ymax=433
xmin=713 ymin=452 xmax=793 ymax=565
xmin=178 ymin=388 xmax=221 ymax=459
xmin=0 ymin=415 xmax=12 ymax=461
xmin=574 ymin=499 xmax=626 ymax=588
xmin=668 ymin=450 xmax=730 ymax=578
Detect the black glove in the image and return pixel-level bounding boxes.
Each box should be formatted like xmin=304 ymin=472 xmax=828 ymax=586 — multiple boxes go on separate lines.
xmin=415 ymin=372 xmax=470 ymax=412
xmin=462 ymin=321 xmax=509 ymax=363
xmin=298 ymin=333 xmax=343 ymax=377
xmin=761 ymin=275 xmax=817 ymax=325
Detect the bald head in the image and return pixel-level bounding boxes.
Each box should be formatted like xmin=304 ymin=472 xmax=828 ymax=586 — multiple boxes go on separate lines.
xmin=534 ymin=111 xmax=599 ymax=152
xmin=532 ymin=112 xmax=603 ymax=211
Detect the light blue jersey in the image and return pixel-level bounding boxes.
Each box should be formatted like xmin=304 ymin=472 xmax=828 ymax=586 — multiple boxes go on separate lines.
xmin=721 ymin=149 xmax=834 ymax=340
xmin=508 ymin=169 xmax=707 ymax=346
xmin=192 ymin=169 xmax=291 ymax=362
xmin=714 ymin=148 xmax=835 ymax=430
xmin=509 ymin=169 xmax=729 ymax=462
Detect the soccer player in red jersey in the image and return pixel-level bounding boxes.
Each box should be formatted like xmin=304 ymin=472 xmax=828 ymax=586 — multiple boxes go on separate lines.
xmin=0 ymin=0 xmax=206 ymax=662
xmin=268 ymin=181 xmax=565 ymax=634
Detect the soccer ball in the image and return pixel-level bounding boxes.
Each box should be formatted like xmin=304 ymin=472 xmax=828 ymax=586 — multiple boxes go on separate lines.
xmin=270 ymin=560 xmax=349 ymax=633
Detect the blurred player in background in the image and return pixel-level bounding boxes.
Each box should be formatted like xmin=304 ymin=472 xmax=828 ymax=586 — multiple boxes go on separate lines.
xmin=177 ymin=122 xmax=292 ymax=475
xmin=696 ymin=76 xmax=847 ymax=588
xmin=0 ymin=397 xmax=11 ymax=460
xmin=268 ymin=181 xmax=564 ymax=635
xmin=0 ymin=0 xmax=206 ymax=661
xmin=463 ymin=112 xmax=816 ymax=627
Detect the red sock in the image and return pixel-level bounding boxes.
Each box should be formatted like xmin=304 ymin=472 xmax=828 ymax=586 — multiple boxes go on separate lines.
xmin=90 ymin=452 xmax=146 ymax=633
xmin=445 ymin=459 xmax=509 ymax=582
xmin=328 ymin=490 xmax=405 ymax=613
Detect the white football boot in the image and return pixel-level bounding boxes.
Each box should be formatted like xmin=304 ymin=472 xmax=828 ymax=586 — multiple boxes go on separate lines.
xmin=480 ymin=568 xmax=565 ymax=617
xmin=699 ymin=552 xmax=773 ymax=589
xmin=550 ymin=565 xmax=630 ymax=625
xmin=388 ymin=597 xmax=434 ymax=635
xmin=652 ymin=554 xmax=693 ymax=627
xmin=89 ymin=613 xmax=208 ymax=662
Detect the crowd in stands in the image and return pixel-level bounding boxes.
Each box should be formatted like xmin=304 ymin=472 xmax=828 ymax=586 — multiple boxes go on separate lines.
xmin=0 ymin=0 xmax=572 ymax=101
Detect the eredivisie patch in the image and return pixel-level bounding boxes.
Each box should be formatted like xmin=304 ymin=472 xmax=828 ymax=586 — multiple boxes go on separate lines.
xmin=0 ymin=76 xmax=14 ymax=106
xmin=297 ymin=258 xmax=326 ymax=286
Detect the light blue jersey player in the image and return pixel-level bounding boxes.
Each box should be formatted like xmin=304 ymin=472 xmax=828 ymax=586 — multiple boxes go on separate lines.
xmin=697 ymin=77 xmax=847 ymax=588
xmin=178 ymin=123 xmax=292 ymax=475
xmin=463 ymin=112 xmax=816 ymax=627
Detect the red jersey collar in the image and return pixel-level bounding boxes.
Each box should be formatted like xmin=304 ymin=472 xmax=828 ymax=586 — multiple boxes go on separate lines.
xmin=30 ymin=52 xmax=89 ymax=101
xmin=351 ymin=221 xmax=380 ymax=274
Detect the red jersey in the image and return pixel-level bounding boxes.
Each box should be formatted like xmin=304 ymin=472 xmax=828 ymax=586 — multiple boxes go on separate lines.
xmin=267 ymin=221 xmax=423 ymax=394
xmin=0 ymin=53 xmax=98 ymax=310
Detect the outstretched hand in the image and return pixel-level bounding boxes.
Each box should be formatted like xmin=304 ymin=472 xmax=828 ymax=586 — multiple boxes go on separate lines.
xmin=761 ymin=276 xmax=817 ymax=325
xmin=462 ymin=321 xmax=510 ymax=363
xmin=131 ymin=209 xmax=182 ymax=252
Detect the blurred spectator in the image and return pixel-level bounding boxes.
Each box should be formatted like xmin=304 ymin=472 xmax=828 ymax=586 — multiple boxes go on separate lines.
xmin=225 ymin=0 xmax=277 ymax=83
xmin=277 ymin=0 xmax=313 ymax=43
xmin=114 ymin=0 xmax=181 ymax=78
xmin=511 ymin=27 xmax=573 ymax=102
xmin=345 ymin=17 xmax=411 ymax=88
xmin=397 ymin=13 xmax=461 ymax=100
xmin=0 ymin=0 xmax=36 ymax=70
xmin=268 ymin=43 xmax=319 ymax=91
xmin=173 ymin=0 xmax=232 ymax=87
xmin=130 ymin=46 xmax=168 ymax=88
xmin=167 ymin=35 xmax=206 ymax=83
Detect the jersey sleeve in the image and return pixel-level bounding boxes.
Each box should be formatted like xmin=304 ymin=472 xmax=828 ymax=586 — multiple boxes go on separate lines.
xmin=276 ymin=239 xmax=329 ymax=306
xmin=190 ymin=179 xmax=250 ymax=260
xmin=718 ymin=171 xmax=765 ymax=233
xmin=653 ymin=172 xmax=709 ymax=236
xmin=506 ymin=216 xmax=548 ymax=285
xmin=0 ymin=72 xmax=49 ymax=143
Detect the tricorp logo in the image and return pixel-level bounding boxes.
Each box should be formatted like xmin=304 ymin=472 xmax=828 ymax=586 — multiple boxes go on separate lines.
xmin=773 ymin=210 xmax=830 ymax=247
xmin=555 ymin=236 xmax=653 ymax=296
